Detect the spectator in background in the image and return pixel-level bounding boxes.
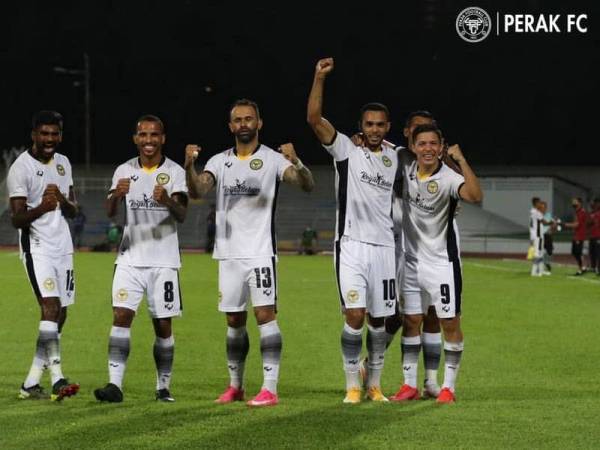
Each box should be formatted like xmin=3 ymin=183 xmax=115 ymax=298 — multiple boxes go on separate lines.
xmin=564 ymin=197 xmax=589 ymax=276
xmin=539 ymin=201 xmax=557 ymax=275
xmin=299 ymin=226 xmax=318 ymax=255
xmin=589 ymin=198 xmax=600 ymax=275
xmin=72 ymin=206 xmax=86 ymax=249
xmin=206 ymin=203 xmax=216 ymax=253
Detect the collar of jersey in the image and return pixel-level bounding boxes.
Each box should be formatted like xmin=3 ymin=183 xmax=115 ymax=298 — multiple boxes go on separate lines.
xmin=137 ymin=155 xmax=165 ymax=172
xmin=232 ymin=143 xmax=261 ymax=159
xmin=28 ymin=148 xmax=55 ymax=165
xmin=415 ymin=161 xmax=443 ymax=180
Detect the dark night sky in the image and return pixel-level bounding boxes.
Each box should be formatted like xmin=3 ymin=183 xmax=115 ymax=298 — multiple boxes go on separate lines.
xmin=2 ymin=0 xmax=599 ymax=167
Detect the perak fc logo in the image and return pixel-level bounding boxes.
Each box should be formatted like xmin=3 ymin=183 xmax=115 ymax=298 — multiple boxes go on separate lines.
xmin=156 ymin=173 xmax=170 ymax=185
xmin=456 ymin=7 xmax=492 ymax=43
xmin=250 ymin=159 xmax=263 ymax=170
xmin=427 ymin=181 xmax=439 ymax=195
xmin=56 ymin=164 xmax=66 ymax=176
xmin=382 ymin=155 xmax=392 ymax=167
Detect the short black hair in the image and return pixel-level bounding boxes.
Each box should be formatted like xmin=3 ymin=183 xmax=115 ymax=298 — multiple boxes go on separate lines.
xmin=411 ymin=123 xmax=442 ymax=144
xmin=135 ymin=114 xmax=164 ymax=133
xmin=32 ymin=110 xmax=63 ymax=131
xmin=359 ymin=102 xmax=390 ymax=123
xmin=405 ymin=110 xmax=436 ymax=128
xmin=230 ymin=98 xmax=261 ymax=120
xmin=531 ymin=197 xmax=540 ymax=206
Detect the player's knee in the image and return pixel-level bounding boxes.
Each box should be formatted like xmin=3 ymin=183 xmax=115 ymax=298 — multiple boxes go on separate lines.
xmin=226 ymin=311 xmax=247 ymax=328
xmin=402 ymin=314 xmax=422 ymax=335
xmin=40 ymin=298 xmax=61 ymax=320
xmin=345 ymin=308 xmax=365 ymax=329
xmin=440 ymin=317 xmax=461 ymax=334
xmin=423 ymin=312 xmax=441 ymax=333
xmin=112 ymin=307 xmax=134 ymax=327
xmin=254 ymin=306 xmax=276 ymax=325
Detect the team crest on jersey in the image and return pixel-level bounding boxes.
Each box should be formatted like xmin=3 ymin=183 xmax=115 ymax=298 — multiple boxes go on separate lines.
xmin=156 ymin=173 xmax=170 ymax=185
xmin=382 ymin=155 xmax=392 ymax=167
xmin=427 ymin=181 xmax=439 ymax=195
xmin=347 ymin=290 xmax=359 ymax=303
xmin=43 ymin=278 xmax=55 ymax=291
xmin=56 ymin=164 xmax=66 ymax=176
xmin=250 ymin=159 xmax=263 ymax=170
xmin=116 ymin=289 xmax=128 ymax=301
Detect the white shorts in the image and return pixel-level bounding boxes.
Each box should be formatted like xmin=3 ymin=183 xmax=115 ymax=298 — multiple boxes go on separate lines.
xmin=218 ymin=257 xmax=277 ymax=312
xmin=335 ymin=237 xmax=396 ymax=318
xmin=23 ymin=253 xmax=75 ymax=306
xmin=401 ymin=255 xmax=462 ymax=319
xmin=112 ymin=265 xmax=182 ymax=318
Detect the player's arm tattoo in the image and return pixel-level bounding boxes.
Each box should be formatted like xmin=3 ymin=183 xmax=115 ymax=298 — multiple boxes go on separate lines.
xmin=164 ymin=192 xmax=188 ymax=223
xmin=283 ymin=165 xmax=315 ymax=192
xmin=186 ymin=164 xmax=215 ymax=199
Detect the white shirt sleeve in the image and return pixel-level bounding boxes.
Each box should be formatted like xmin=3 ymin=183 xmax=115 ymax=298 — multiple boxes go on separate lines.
xmin=203 ymin=154 xmax=220 ymax=182
xmin=448 ymin=170 xmax=466 ymax=200
xmin=274 ymin=151 xmax=293 ymax=181
xmin=172 ymin=165 xmax=188 ymax=194
xmin=322 ymin=131 xmax=352 ymax=161
xmin=110 ymin=165 xmax=126 ymax=192
xmin=7 ymin=161 xmax=28 ymax=198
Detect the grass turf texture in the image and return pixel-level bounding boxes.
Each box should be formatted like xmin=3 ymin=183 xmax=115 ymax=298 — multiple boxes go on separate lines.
xmin=1 ymin=251 xmax=599 ymax=449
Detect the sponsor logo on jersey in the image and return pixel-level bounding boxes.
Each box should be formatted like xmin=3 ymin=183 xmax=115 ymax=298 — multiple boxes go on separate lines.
xmin=347 ymin=290 xmax=359 ymax=303
xmin=359 ymin=171 xmax=392 ymax=190
xmin=56 ymin=164 xmax=66 ymax=176
xmin=427 ymin=181 xmax=439 ymax=194
xmin=130 ymin=175 xmax=139 ymax=182
xmin=128 ymin=193 xmax=163 ymax=210
xmin=223 ymin=179 xmax=260 ymax=196
xmin=36 ymin=170 xmax=44 ymax=177
xmin=43 ymin=278 xmax=55 ymax=291
xmin=249 ymin=159 xmax=263 ymax=170
xmin=117 ymin=288 xmax=128 ymax=301
xmin=382 ymin=155 xmax=392 ymax=167
xmin=156 ymin=173 xmax=170 ymax=185
xmin=407 ymin=193 xmax=435 ymax=213
xmin=456 ymin=7 xmax=491 ymax=43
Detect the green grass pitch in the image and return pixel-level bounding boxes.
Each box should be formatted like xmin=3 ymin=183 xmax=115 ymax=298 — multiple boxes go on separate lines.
xmin=1 ymin=250 xmax=599 ymax=449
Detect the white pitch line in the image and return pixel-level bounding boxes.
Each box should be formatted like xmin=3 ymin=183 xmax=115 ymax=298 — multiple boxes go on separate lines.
xmin=467 ymin=261 xmax=600 ymax=284
xmin=466 ymin=262 xmax=521 ymax=272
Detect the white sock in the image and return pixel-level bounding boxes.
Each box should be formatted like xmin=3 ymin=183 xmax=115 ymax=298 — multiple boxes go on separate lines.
xmin=401 ymin=335 xmax=421 ymax=388
xmin=259 ymin=320 xmax=282 ymax=394
xmin=39 ymin=321 xmax=63 ymax=385
xmin=442 ymin=340 xmax=464 ymax=392
xmin=341 ymin=323 xmax=363 ymax=390
xmin=366 ymin=324 xmax=386 ymax=389
xmin=422 ymin=332 xmax=442 ymax=387
xmin=108 ymin=326 xmax=131 ymax=389
xmin=226 ymin=326 xmax=249 ymax=389
xmin=154 ymin=335 xmax=175 ymax=390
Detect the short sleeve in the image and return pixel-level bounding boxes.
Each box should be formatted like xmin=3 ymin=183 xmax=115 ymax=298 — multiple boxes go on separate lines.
xmin=171 ymin=165 xmax=188 ymax=195
xmin=7 ymin=162 xmax=28 ymax=198
xmin=322 ymin=131 xmax=352 ymax=161
xmin=449 ymin=170 xmax=466 ymax=200
xmin=273 ymin=151 xmax=293 ymax=181
xmin=203 ymin=154 xmax=220 ymax=183
xmin=110 ymin=165 xmax=126 ymax=192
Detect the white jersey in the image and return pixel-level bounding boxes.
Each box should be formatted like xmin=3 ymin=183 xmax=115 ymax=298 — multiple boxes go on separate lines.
xmin=399 ymin=150 xmax=465 ymax=265
xmin=324 ymin=132 xmax=397 ymax=247
xmin=203 ymin=144 xmax=292 ymax=259
xmin=529 ymin=207 xmax=543 ymax=241
xmin=110 ymin=156 xmax=187 ymax=268
xmin=6 ymin=150 xmax=74 ymax=258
